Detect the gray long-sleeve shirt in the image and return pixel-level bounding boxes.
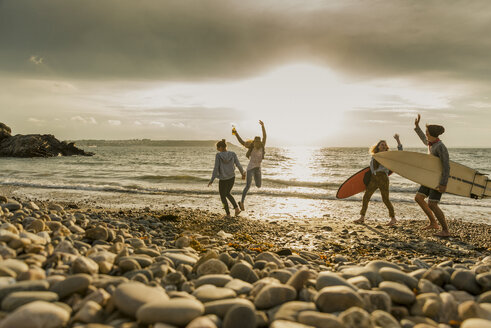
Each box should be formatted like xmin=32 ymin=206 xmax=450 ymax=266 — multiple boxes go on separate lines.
xmin=415 ymin=126 xmax=450 ymax=186
xmin=210 ymin=151 xmax=244 ymax=183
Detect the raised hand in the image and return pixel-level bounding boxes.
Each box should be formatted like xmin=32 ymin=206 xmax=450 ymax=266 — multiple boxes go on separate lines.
xmin=259 ymin=120 xmax=264 ymax=126
xmin=415 ymin=114 xmax=421 ymax=127
xmin=393 ymin=133 xmax=400 ymax=140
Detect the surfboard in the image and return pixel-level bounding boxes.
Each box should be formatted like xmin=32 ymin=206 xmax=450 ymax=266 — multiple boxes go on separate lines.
xmin=336 ymin=167 xmax=371 ymax=199
xmin=373 ymin=151 xmax=490 ymax=199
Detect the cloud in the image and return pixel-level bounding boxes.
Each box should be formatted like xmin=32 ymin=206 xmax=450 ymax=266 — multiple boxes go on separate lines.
xmin=29 ymin=55 xmax=43 ymax=65
xmin=1 ymin=0 xmax=490 ymax=85
xmin=108 ymin=120 xmax=122 ymax=126
xmin=150 ymin=121 xmax=165 ymax=128
xmin=71 ymin=116 xmax=97 ymax=124
xmin=28 ymin=117 xmax=44 ymax=123
xmin=171 ymin=122 xmax=185 ymax=128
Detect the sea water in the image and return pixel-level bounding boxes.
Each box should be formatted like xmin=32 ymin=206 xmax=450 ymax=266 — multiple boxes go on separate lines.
xmin=0 ymin=141 xmax=490 ymax=223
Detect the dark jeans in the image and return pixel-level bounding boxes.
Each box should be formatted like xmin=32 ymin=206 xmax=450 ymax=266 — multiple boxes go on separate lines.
xmin=219 ymin=177 xmax=237 ymax=215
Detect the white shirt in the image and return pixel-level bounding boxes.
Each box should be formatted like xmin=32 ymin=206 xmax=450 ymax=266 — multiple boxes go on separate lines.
xmin=247 ymin=148 xmax=264 ymax=171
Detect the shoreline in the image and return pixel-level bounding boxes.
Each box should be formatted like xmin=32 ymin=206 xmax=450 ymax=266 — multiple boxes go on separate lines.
xmin=1 ymin=186 xmax=489 ymax=261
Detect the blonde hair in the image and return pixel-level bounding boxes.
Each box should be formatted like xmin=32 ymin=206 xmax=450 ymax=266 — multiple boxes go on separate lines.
xmin=369 ymin=140 xmax=387 ymax=155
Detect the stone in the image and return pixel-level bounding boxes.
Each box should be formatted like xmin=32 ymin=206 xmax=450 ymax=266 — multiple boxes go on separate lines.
xmin=287 ymin=268 xmax=314 ymax=292
xmin=197 ymin=259 xmax=228 ymax=276
xmin=347 ymin=276 xmax=371 ymax=290
xmin=0 ymin=259 xmax=29 ymax=276
xmin=85 ymin=226 xmax=108 ymax=241
xmin=461 ymin=318 xmax=491 ymax=328
xmin=358 ymin=290 xmax=392 ymax=312
xmin=225 ymin=279 xmax=253 ymax=295
xmin=298 ymin=311 xmax=344 ymax=328
xmin=315 ymin=286 xmax=365 ymax=313
xmin=255 ymin=252 xmax=283 ymax=268
xmin=113 ymin=282 xmax=169 ymax=318
xmin=339 ymin=307 xmax=372 ymax=328
xmin=451 ymin=270 xmax=481 ymax=295
xmin=0 ymin=300 xmax=69 ymax=328
xmin=1 ymin=291 xmax=59 ymax=312
xmin=50 ymin=274 xmax=92 ymax=299
xmin=175 ymin=236 xmax=190 ymax=248
xmin=223 ymin=304 xmax=256 ymax=328
xmin=477 ymin=272 xmax=491 ymax=291
xmin=192 ymin=285 xmax=236 ymax=303
xmin=271 ymin=301 xmax=317 ymax=321
xmin=26 ymin=219 xmax=45 ymax=233
xmin=230 ymin=261 xmax=259 ymax=283
xmin=371 ymin=310 xmax=400 ymax=328
xmin=73 ymin=300 xmax=103 ymax=323
xmin=72 ymin=256 xmax=99 ymax=275
xmin=366 ymin=260 xmax=401 ymax=272
xmin=270 ymin=320 xmax=315 ymax=328
xmin=458 ymin=300 xmax=491 ymax=321
xmin=254 ymin=284 xmax=297 ymax=309
xmin=204 ymin=298 xmax=255 ymax=317
xmin=164 ymin=253 xmax=198 ymax=267
xmin=316 ymin=271 xmax=358 ymax=291
xmin=340 ymin=266 xmax=382 ymax=287
xmin=195 ymin=274 xmax=233 ymax=288
xmin=418 ymin=279 xmax=440 ymax=295
xmin=421 ymin=267 xmax=450 ymax=287
xmin=0 ymin=280 xmax=50 ymax=302
xmin=478 ymin=291 xmax=491 ymax=304
xmin=270 ymin=269 xmax=293 ymax=284
xmin=380 ymin=267 xmax=418 ymax=289
xmin=187 ymin=316 xmax=219 ymax=328
xmin=136 ymin=298 xmax=204 ymax=326
xmin=439 ymin=292 xmax=459 ymax=323
xmin=379 ymin=281 xmax=415 ymax=305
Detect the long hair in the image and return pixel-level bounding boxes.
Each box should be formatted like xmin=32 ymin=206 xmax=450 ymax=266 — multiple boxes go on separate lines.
xmin=369 ymin=140 xmax=387 ymax=155
xmin=246 ymin=137 xmax=265 ymax=159
xmin=369 ymin=140 xmax=387 ymax=170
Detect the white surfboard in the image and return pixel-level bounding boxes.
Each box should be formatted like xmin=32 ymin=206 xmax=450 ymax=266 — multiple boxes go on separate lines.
xmin=373 ymin=151 xmax=490 ymax=199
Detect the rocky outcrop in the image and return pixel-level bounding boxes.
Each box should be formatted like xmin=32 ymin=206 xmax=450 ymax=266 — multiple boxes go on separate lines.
xmin=0 ymin=123 xmax=93 ymax=157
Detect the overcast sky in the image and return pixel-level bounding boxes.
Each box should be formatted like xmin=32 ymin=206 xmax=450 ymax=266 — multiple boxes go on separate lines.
xmin=1 ymin=0 xmax=490 ymax=146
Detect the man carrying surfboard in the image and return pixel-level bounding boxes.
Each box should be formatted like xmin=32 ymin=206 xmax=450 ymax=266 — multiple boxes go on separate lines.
xmin=414 ymin=114 xmax=451 ymax=237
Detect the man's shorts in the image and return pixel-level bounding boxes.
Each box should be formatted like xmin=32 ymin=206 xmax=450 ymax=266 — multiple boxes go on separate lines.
xmin=417 ymin=185 xmax=442 ymax=203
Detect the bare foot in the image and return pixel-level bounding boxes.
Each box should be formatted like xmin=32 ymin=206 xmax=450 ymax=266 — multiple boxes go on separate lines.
xmin=234 ymin=207 xmax=241 ymax=217
xmin=224 ymin=214 xmax=232 ymax=219
xmin=423 ymin=224 xmax=439 ymax=230
xmin=387 ymin=218 xmax=397 ymax=226
xmin=353 ymin=217 xmax=365 ymax=224
xmin=434 ymin=231 xmax=451 ymax=238
xmin=238 ymin=201 xmax=245 ymax=211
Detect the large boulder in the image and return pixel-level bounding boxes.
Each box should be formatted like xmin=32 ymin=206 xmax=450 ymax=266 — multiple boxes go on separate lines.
xmin=0 ymin=123 xmax=93 ymax=157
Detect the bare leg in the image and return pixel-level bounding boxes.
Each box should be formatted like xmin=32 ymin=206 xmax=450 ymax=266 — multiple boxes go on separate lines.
xmin=428 ymin=201 xmax=450 ymax=236
xmin=415 ymin=194 xmax=439 ymax=229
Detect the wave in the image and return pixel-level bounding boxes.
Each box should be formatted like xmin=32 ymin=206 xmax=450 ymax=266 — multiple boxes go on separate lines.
xmin=134 ymin=174 xmax=208 ymax=183
xmin=2 ymin=181 xmax=490 ymax=208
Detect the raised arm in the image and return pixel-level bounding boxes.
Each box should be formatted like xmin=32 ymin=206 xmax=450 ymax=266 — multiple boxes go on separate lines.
xmin=414 ymin=114 xmax=428 ymax=146
xmin=259 ymin=120 xmax=266 ymax=146
xmin=394 ymin=134 xmax=403 ymax=151
xmin=233 ymin=129 xmax=247 ymax=147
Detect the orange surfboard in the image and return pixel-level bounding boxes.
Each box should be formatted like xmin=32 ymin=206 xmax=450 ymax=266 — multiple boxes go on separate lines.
xmin=336 ymin=167 xmax=370 ymax=199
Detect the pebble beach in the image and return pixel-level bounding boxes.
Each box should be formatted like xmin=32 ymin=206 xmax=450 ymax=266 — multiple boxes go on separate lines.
xmin=0 ymin=191 xmax=490 ymax=328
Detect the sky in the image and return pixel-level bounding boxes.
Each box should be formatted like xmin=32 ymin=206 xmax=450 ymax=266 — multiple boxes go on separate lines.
xmin=1 ymin=0 xmax=490 ymax=147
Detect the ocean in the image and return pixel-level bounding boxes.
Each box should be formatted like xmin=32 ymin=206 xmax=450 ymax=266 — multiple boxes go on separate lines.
xmin=1 ymin=141 xmax=490 ymax=224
